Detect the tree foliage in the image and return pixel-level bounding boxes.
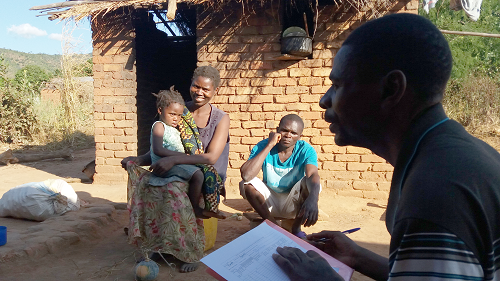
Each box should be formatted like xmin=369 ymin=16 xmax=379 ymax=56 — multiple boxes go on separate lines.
xmin=0 ymin=57 xmax=39 ymax=143
xmin=419 ymin=0 xmax=500 ymax=78
xmin=13 ymin=65 xmax=52 ymax=96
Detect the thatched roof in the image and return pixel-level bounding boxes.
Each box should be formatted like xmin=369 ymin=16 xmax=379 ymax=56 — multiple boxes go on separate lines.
xmin=31 ymin=0 xmax=389 ymax=22
xmin=31 ymin=0 xmax=211 ymax=21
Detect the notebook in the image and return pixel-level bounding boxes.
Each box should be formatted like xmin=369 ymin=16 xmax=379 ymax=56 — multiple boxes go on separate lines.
xmin=201 ymin=219 xmax=354 ymax=281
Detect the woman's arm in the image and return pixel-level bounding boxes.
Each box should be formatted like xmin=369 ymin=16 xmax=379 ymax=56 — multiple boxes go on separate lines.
xmin=150 ymin=114 xmax=230 ymax=174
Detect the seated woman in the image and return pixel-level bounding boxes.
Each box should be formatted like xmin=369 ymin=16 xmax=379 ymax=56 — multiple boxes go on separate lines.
xmin=121 ymin=66 xmax=230 ymax=273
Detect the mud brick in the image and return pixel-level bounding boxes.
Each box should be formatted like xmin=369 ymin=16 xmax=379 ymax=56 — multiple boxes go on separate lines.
xmin=286 ymin=86 xmax=309 ymax=95
xmin=263 ymin=104 xmax=286 ymax=111
xmin=312 ymin=68 xmax=332 ymax=77
xmin=250 ymin=78 xmax=273 ymax=86
xmin=310 ymin=136 xmax=335 ymax=145
xmin=104 ymin=143 xmax=126 ymax=151
xmin=274 ymin=78 xmax=297 ymax=86
xmin=299 ymin=112 xmax=323 ymax=120
xmin=372 ymin=163 xmax=394 ymax=172
xmin=312 ymin=119 xmax=330 ymax=128
xmin=378 ymin=182 xmax=391 ymax=191
xmin=229 ymin=112 xmax=251 ymax=121
xmin=286 ymin=104 xmax=311 ymax=111
xmin=326 ymin=180 xmax=351 ymax=189
xmin=361 ymin=155 xmax=385 ymax=163
xmin=251 ymin=95 xmax=273 ymax=103
xmin=346 ymin=146 xmax=371 ymax=154
xmin=289 ymin=68 xmax=312 ymax=77
xmin=242 ymin=121 xmax=265 ymax=129
xmin=300 ymin=94 xmax=322 ymax=103
xmin=103 ymin=64 xmax=122 ymax=72
xmin=323 ymin=162 xmax=347 ymax=171
xmin=229 ymin=96 xmax=251 ymax=103
xmin=262 ymin=87 xmax=284 ymax=95
xmin=298 ymin=59 xmax=323 ymax=68
xmin=299 ymin=77 xmax=322 ymax=86
xmin=275 ymin=95 xmax=299 ymax=103
xmin=311 ymin=85 xmax=330 ymax=94
xmin=250 ymin=129 xmax=268 ymax=137
xmin=335 ymin=154 xmax=360 ymax=162
xmin=231 ymin=128 xmax=251 ymax=137
xmin=236 ymin=87 xmax=260 ymax=95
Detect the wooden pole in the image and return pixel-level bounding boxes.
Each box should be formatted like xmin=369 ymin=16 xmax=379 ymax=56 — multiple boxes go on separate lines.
xmin=30 ymin=1 xmax=93 ymax=10
xmin=440 ymin=29 xmax=500 ymax=38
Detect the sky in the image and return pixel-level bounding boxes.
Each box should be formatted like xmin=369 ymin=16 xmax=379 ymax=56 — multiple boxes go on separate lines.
xmin=1 ymin=1 xmax=92 ymax=55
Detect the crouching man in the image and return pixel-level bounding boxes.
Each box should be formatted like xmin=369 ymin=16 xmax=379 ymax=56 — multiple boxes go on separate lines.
xmin=239 ymin=114 xmax=321 ymax=237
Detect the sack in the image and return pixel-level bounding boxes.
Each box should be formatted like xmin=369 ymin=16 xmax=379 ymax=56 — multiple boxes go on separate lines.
xmin=0 ymin=179 xmax=80 ymax=221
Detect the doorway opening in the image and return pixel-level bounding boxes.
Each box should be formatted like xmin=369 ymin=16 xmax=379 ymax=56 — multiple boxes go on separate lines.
xmin=133 ymin=5 xmax=197 ymax=154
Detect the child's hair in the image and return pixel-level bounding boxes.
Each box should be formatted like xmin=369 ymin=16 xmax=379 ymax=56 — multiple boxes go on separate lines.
xmin=153 ymin=85 xmax=185 ymax=110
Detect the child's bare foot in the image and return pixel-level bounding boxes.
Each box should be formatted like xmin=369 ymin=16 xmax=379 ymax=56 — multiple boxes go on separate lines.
xmin=180 ymin=262 xmax=199 ymax=273
xmin=193 ymin=207 xmax=227 ymax=219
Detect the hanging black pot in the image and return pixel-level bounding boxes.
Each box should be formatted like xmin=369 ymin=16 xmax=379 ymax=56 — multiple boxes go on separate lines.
xmin=280 ymin=36 xmax=312 ymax=57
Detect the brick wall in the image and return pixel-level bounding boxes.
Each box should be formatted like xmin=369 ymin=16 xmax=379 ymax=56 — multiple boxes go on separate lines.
xmin=90 ymin=1 xmax=418 ymax=196
xmin=92 ymin=9 xmax=138 ymax=184
xmin=196 ymin=0 xmax=418 ymax=199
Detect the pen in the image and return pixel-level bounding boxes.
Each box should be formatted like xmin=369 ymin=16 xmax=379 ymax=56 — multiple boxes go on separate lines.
xmin=342 ymin=227 xmax=360 ymax=234
xmin=316 ymin=228 xmax=361 ymax=242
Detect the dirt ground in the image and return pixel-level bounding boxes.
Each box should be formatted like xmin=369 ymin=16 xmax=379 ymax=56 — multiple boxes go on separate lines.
xmin=0 ymin=148 xmax=390 ymax=281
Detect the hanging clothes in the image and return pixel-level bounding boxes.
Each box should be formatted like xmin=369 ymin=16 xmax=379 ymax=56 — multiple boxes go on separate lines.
xmin=423 ymin=0 xmax=439 ymax=13
xmin=450 ymin=0 xmax=483 ymax=21
xmin=423 ymin=0 xmax=483 ymax=21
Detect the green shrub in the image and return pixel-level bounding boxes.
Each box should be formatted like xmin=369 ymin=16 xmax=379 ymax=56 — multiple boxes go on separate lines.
xmin=443 ymin=72 xmax=500 ymax=135
xmin=0 ymin=83 xmax=39 ymax=143
xmin=13 ymin=65 xmax=52 ymax=96
xmin=420 ymin=0 xmax=500 ymax=79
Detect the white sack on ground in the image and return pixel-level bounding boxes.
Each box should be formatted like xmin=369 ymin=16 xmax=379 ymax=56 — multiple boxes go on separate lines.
xmin=0 ymin=179 xmax=80 ymax=221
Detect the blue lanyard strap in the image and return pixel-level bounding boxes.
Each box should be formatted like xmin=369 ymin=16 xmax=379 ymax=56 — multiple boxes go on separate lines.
xmin=391 ymin=117 xmax=450 ymax=229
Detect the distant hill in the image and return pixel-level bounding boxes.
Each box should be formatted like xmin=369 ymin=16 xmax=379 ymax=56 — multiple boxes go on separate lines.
xmin=0 ymin=48 xmax=91 ymax=78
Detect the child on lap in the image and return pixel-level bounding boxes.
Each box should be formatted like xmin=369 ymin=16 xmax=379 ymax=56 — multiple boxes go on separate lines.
xmin=149 ymin=86 xmax=224 ymax=219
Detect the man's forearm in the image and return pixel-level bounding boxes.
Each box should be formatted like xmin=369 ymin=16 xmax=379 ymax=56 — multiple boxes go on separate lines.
xmin=305 ymin=173 xmax=321 ymax=200
xmin=354 ymin=247 xmax=389 ymax=281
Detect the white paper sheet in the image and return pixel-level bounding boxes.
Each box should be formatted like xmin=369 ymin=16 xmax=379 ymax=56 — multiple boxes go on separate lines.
xmin=201 ymin=222 xmax=339 ymax=281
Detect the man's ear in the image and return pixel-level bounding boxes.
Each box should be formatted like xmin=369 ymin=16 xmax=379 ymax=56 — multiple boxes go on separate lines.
xmin=381 ymin=70 xmax=406 ymax=112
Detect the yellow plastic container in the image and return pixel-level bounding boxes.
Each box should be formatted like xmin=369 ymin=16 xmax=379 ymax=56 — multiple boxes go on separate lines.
xmin=203 ymin=217 xmax=218 ymax=251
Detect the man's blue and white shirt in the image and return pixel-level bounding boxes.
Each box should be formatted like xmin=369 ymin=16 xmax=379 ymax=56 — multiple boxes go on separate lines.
xmin=248 ymin=139 xmax=318 ymax=193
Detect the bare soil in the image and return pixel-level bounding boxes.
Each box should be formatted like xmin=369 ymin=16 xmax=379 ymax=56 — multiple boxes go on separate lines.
xmin=0 ymin=148 xmax=390 ymax=281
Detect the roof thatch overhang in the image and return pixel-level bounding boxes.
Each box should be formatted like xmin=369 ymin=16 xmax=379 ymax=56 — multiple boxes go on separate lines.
xmin=31 ymin=0 xmax=386 ymax=22
xmin=30 ymin=0 xmax=267 ymax=21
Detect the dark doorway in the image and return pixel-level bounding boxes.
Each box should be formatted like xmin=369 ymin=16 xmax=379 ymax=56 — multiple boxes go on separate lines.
xmin=133 ymin=6 xmax=197 ymax=154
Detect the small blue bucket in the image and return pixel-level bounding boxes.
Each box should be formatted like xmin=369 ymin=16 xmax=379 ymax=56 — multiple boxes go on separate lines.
xmin=0 ymin=226 xmax=7 ymax=246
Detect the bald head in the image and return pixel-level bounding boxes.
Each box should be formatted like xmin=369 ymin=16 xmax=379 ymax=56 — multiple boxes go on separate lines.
xmin=342 ymin=13 xmax=452 ymax=104
xmin=279 ymin=114 xmax=304 ymax=133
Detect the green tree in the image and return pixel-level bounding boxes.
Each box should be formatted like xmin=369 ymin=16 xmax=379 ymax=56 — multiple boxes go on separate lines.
xmin=0 ymin=59 xmax=38 ymax=143
xmin=80 ymin=58 xmax=93 ymax=76
xmin=13 ymin=65 xmax=52 ymax=95
xmin=420 ymin=0 xmax=500 ymax=78
xmin=0 ymin=55 xmax=7 ymax=87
